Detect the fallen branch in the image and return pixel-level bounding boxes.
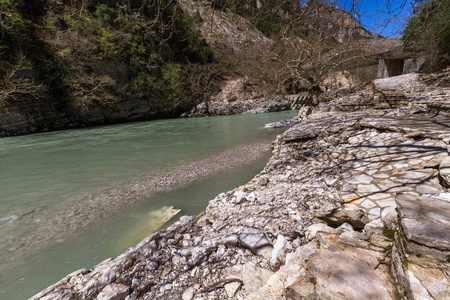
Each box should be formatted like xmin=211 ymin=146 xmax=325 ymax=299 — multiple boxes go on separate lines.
xmin=374 ymin=248 xmax=392 ymax=270
xmin=198 ymin=278 xmax=243 ymax=294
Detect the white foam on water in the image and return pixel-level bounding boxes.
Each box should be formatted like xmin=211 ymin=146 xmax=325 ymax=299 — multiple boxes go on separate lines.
xmin=0 ymin=215 xmax=18 ymax=226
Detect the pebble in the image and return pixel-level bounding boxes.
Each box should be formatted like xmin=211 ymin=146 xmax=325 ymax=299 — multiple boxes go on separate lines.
xmin=182 ymin=287 xmax=195 ymax=300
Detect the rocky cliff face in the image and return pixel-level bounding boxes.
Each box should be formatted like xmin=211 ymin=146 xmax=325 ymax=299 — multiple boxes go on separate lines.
xmin=0 ymin=0 xmax=216 ymax=136
xmin=179 ymin=0 xmax=271 ymax=53
xmin=0 ymin=91 xmax=177 ymax=137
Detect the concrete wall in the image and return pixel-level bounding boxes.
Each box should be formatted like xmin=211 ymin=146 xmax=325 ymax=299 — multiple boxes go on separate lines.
xmin=377 ymin=56 xmax=428 ymax=78
xmin=377 ymin=59 xmax=404 ymax=78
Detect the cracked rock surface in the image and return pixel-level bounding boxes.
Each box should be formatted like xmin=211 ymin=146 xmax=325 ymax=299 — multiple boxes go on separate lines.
xmin=32 ymin=72 xmax=449 ymax=300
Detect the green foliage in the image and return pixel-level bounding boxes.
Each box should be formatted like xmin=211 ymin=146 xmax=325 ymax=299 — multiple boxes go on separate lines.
xmin=403 ymin=258 xmax=409 ymax=269
xmin=212 ymin=0 xmax=291 ymax=37
xmin=97 ymin=28 xmax=121 ymax=58
xmin=0 ymin=0 xmax=30 ymax=52
xmin=0 ymin=0 xmax=29 ymax=32
xmin=0 ymin=0 xmax=216 ymax=118
xmin=161 ymin=63 xmax=186 ymax=109
xmin=383 ymin=229 xmax=396 ymax=241
xmin=131 ymin=73 xmax=159 ymax=91
xmin=94 ymin=4 xmax=117 ymax=24
xmin=63 ymin=13 xmax=77 ymax=27
xmin=402 ymin=0 xmax=450 ymax=69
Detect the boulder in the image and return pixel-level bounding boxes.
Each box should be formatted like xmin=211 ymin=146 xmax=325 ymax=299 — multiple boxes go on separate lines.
xmin=303 ymin=247 xmax=397 ymax=299
xmin=97 ymin=283 xmax=129 ymax=300
xmin=316 ymin=209 xmax=370 ymax=229
xmin=238 ymin=227 xmax=273 ymax=259
xmin=396 ymin=193 xmax=450 ymax=260
xmin=243 ymin=263 xmax=274 ymax=294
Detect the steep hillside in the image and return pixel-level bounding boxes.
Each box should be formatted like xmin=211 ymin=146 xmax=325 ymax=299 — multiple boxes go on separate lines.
xmin=180 ymin=0 xmax=376 ymax=99
xmin=206 ymin=0 xmax=372 ymax=41
xmin=0 ymin=0 xmax=220 ymax=136
xmin=0 ymin=0 xmax=378 ymax=136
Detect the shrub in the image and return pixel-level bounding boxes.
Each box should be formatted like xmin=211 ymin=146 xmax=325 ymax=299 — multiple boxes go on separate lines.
xmin=0 ymin=0 xmax=30 ymax=52
xmin=161 ymin=63 xmax=186 ymax=112
xmin=97 ymin=28 xmax=121 ymax=58
xmin=94 ymin=4 xmax=117 ymax=24
xmin=402 ymin=0 xmax=450 ymax=69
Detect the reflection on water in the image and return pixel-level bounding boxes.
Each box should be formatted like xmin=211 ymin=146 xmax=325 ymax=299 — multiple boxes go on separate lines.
xmin=0 ymin=111 xmax=295 ymax=299
xmin=119 ymin=206 xmax=181 ymax=250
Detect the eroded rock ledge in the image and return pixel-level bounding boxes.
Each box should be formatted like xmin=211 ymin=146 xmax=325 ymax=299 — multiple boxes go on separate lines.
xmin=187 ymin=96 xmax=291 ymax=117
xmin=32 ymin=72 xmax=450 ymax=300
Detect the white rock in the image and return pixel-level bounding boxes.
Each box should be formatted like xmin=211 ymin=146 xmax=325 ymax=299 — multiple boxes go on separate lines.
xmin=357 ymin=184 xmax=380 ymax=193
xmin=368 ymin=207 xmax=381 ymax=219
xmin=324 ymin=176 xmax=338 ymax=186
xmin=346 ymin=174 xmax=373 ymax=184
xmin=364 ymin=218 xmax=384 ymax=236
xmin=246 ymin=192 xmax=257 ymax=202
xmin=337 ymin=222 xmax=354 ymax=232
xmin=361 ymin=200 xmax=377 ymax=209
xmin=234 ymin=191 xmax=247 ymax=204
xmin=380 ymin=165 xmax=393 ymax=172
xmin=97 ymin=283 xmax=129 ymax=300
xmin=182 ymin=287 xmax=195 ymax=300
xmin=381 ymin=206 xmax=397 ymax=229
xmin=271 ymin=235 xmax=292 ymax=264
xmin=407 ymin=271 xmax=433 ymax=300
xmin=243 ymin=263 xmax=274 ymax=294
xmin=224 ymin=281 xmax=242 ymax=298
xmin=305 ymin=223 xmax=336 ymax=240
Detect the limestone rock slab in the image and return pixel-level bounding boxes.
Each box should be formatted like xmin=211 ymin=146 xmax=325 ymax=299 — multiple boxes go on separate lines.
xmin=282 ymin=125 xmax=319 ymax=142
xmin=305 ymin=247 xmax=395 ymax=300
xmin=409 ymin=263 xmax=450 ymax=300
xmin=243 ymin=263 xmax=274 ymax=294
xmin=439 ymin=156 xmax=450 ymax=187
xmin=396 ymin=194 xmax=450 ymax=258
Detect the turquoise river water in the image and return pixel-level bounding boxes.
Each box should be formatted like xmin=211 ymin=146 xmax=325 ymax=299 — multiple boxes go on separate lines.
xmin=0 ymin=111 xmax=295 ymax=299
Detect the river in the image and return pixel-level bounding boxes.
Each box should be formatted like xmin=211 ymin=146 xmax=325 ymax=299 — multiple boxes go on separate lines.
xmin=0 ymin=111 xmax=295 ymax=299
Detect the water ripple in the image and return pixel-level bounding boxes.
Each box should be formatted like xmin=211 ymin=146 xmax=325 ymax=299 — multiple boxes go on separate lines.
xmin=0 ymin=215 xmax=18 ymax=226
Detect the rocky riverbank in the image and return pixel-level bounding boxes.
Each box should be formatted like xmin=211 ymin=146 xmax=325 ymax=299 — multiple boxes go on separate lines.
xmin=186 ymin=96 xmax=292 ymax=117
xmin=0 ymin=140 xmax=274 ymax=269
xmin=32 ymin=72 xmax=450 ymax=300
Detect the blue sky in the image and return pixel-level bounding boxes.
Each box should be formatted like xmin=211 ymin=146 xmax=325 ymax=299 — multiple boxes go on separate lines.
xmin=336 ymin=0 xmax=415 ymax=37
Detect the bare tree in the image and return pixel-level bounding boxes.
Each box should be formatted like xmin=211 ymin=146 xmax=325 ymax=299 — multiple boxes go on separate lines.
xmin=268 ymin=0 xmax=372 ymax=102
xmin=0 ymin=52 xmax=44 ymax=103
xmin=183 ymin=63 xmax=221 ymax=111
xmin=206 ymin=0 xmax=410 ymax=102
